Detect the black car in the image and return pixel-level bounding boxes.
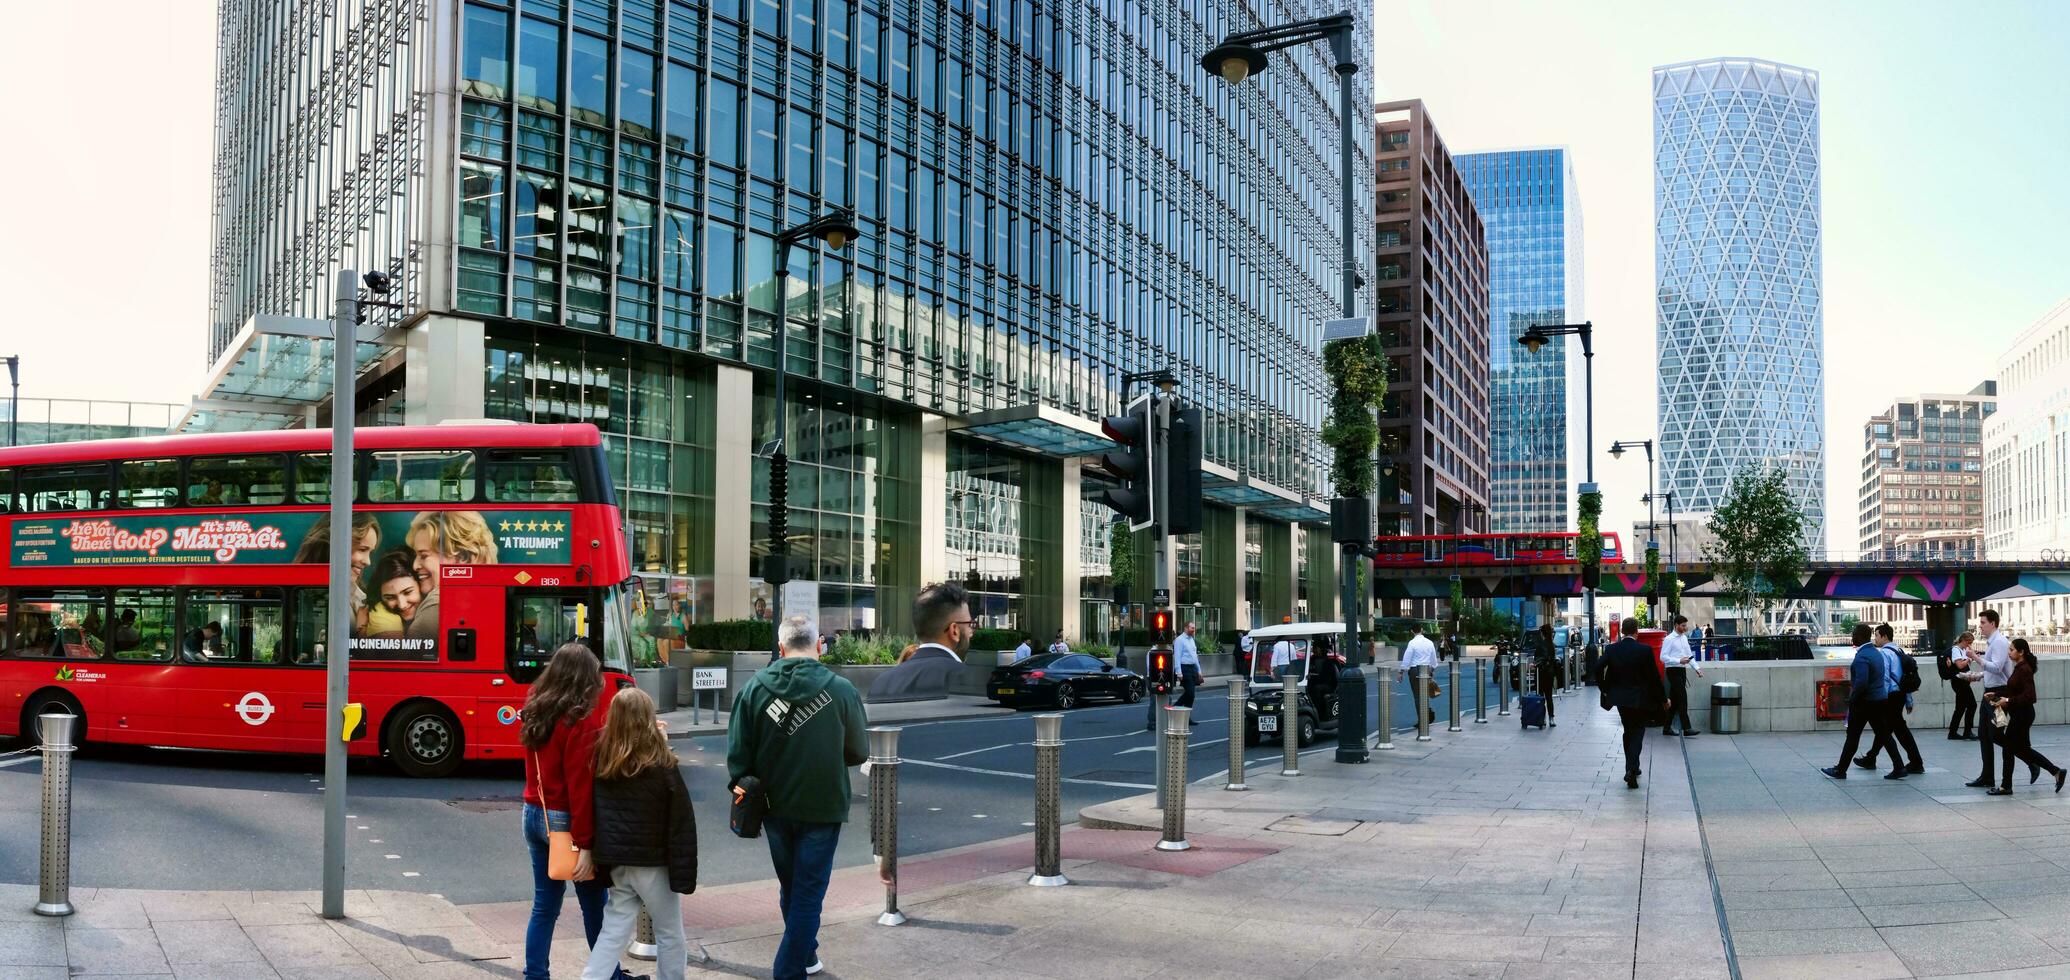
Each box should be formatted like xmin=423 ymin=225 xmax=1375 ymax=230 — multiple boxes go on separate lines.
xmin=988 ymin=653 xmax=1144 ymax=709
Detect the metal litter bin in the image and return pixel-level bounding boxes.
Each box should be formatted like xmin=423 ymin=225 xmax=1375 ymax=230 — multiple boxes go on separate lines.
xmin=1710 ymin=681 xmax=1742 ymax=735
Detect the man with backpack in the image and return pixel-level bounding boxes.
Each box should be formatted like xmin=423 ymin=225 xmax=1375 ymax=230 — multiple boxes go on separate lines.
xmin=1854 ymin=622 xmax=1925 ymax=779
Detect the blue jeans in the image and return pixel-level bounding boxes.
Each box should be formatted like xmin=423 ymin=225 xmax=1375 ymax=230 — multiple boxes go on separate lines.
xmin=522 ymin=804 xmax=625 ymax=980
xmin=765 ymin=817 xmax=841 ymax=980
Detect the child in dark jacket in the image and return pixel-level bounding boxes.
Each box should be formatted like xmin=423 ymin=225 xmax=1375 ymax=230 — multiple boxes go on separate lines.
xmin=582 ymin=688 xmax=698 ymax=980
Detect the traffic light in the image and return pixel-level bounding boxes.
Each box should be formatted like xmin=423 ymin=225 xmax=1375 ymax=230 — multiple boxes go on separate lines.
xmin=1151 ymin=609 xmax=1175 ymax=645
xmin=1148 ymin=648 xmax=1175 ymax=696
xmin=1097 ymin=392 xmax=1155 ymax=530
xmin=1165 ymin=406 xmax=1203 ymax=535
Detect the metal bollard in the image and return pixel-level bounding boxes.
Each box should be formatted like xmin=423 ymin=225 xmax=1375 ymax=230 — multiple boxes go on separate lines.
xmin=1495 ymin=653 xmax=1511 ymax=716
xmin=36 ymin=713 xmax=76 ymax=917
xmin=629 ymin=907 xmax=657 ymax=960
xmin=1447 ymin=660 xmax=1463 ymax=732
xmin=1157 ymin=707 xmax=1192 ymax=851
xmin=1373 ymin=662 xmax=1394 ymax=750
xmin=1224 ymin=679 xmax=1249 ymax=791
xmin=868 ymin=726 xmax=905 ymax=926
xmin=1280 ymin=676 xmax=1301 ymax=776
xmin=1474 ymin=658 xmax=1488 ymax=724
xmin=1414 ymin=665 xmax=1433 ymax=742
xmin=1029 ymin=714 xmax=1068 ymax=886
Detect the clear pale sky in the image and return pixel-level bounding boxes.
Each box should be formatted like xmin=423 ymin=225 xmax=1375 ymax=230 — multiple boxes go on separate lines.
xmin=5 ymin=1 xmax=2066 ymax=557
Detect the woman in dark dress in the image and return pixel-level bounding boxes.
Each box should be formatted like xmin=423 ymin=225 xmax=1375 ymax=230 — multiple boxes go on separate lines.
xmin=1983 ymin=638 xmax=2066 ymax=795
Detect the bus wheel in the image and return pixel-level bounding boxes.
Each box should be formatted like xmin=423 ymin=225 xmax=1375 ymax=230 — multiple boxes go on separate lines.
xmin=388 ymin=703 xmax=463 ymax=778
xmin=19 ymin=690 xmax=84 ymax=748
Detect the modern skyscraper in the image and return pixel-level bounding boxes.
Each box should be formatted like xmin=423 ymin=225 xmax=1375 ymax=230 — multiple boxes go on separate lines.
xmin=1457 ymin=148 xmax=1583 ymax=533
xmin=1982 ymin=299 xmax=2070 ymax=640
xmin=197 ymin=0 xmax=1372 ymax=638
xmin=1653 ymin=57 xmax=1825 ymax=550
xmin=1374 ymin=99 xmax=1490 ymax=538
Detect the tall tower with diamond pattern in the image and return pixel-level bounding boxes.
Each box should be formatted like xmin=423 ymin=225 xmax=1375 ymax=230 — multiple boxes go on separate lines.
xmin=1653 ymin=57 xmax=1825 ymax=551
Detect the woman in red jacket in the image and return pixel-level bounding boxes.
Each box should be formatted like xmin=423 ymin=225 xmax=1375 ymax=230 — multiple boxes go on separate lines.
xmin=521 ymin=643 xmax=631 ymax=979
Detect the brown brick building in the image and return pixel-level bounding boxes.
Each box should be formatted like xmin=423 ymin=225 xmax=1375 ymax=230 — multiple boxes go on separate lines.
xmin=1374 ymin=99 xmax=1491 ymax=537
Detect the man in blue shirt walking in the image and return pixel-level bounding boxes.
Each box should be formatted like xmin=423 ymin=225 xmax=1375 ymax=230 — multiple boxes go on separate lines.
xmin=1824 ymin=623 xmax=1895 ymax=780
xmin=1173 ymin=621 xmax=1203 ymax=716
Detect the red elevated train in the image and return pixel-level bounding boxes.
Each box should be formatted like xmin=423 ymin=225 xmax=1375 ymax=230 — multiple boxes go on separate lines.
xmin=1371 ymin=532 xmax=1624 ymax=567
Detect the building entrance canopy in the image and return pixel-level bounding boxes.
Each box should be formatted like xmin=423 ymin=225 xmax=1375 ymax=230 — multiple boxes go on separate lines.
xmin=177 ymin=315 xmax=403 ymax=433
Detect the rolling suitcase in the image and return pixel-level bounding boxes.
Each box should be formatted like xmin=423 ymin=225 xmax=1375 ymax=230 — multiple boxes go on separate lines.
xmin=1519 ymin=693 xmax=1547 ymax=730
xmin=1519 ymin=652 xmax=1547 ymax=729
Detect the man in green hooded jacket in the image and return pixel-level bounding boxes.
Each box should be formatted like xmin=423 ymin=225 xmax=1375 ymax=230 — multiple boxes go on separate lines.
xmin=728 ymin=616 xmax=867 ymax=980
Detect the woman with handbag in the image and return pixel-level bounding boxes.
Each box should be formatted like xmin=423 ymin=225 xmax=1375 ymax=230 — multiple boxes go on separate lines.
xmin=1982 ymin=638 xmax=2066 ymax=796
xmin=521 ymin=643 xmax=633 ymax=980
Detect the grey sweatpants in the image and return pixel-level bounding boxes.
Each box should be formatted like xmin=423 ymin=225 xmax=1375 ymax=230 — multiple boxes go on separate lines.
xmin=582 ymin=865 xmax=687 ymax=980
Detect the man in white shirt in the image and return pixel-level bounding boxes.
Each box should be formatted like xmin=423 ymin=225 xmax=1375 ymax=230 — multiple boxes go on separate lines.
xmin=1173 ymin=622 xmax=1203 ymax=715
xmin=1012 ymin=635 xmax=1033 ymax=664
xmin=1660 ymin=616 xmax=1702 ymax=737
xmin=1047 ymin=631 xmax=1070 ymax=656
xmin=1270 ymin=636 xmax=1299 ymax=676
xmin=1400 ymin=626 xmax=1439 ymax=725
xmin=1965 ymin=609 xmax=2014 ymax=788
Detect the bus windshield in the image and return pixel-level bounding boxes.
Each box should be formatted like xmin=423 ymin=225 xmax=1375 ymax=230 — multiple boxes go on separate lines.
xmin=602 ymin=581 xmax=638 ymax=673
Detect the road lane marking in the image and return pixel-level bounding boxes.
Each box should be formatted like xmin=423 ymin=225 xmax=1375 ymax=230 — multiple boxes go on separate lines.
xmin=935 ymin=742 xmax=1022 ymax=760
xmin=900 ymin=757 xmax=1154 ymax=790
xmin=0 ymin=756 xmax=38 ymax=770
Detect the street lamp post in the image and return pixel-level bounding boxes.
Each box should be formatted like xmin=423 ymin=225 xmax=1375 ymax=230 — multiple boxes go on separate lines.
xmin=1202 ymin=11 xmax=1368 ymax=764
xmin=4 ymin=355 xmax=17 ymax=447
xmin=765 ymin=212 xmax=861 ymax=640
xmin=1611 ymin=439 xmax=1656 ymax=618
xmin=1516 ymin=322 xmax=1594 ymax=652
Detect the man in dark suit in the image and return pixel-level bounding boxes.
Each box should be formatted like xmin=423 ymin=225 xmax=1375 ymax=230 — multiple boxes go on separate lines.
xmin=866 ymin=583 xmax=975 ymax=702
xmin=1599 ymin=617 xmax=1669 ymax=789
xmin=1823 ymin=623 xmax=1893 ymax=780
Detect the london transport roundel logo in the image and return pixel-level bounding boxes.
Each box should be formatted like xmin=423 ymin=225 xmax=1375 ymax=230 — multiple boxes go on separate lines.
xmin=236 ymin=692 xmax=276 ymax=726
xmin=496 ymin=706 xmax=520 ymax=725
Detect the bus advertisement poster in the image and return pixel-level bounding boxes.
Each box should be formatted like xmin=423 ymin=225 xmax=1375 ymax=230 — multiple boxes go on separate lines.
xmin=9 ymin=509 xmax=573 ymax=568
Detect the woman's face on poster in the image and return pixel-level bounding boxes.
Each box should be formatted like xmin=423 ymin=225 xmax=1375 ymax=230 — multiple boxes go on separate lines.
xmin=351 ymin=528 xmax=378 ymax=579
xmin=380 ymin=575 xmax=422 ymax=620
xmin=410 ymin=527 xmax=445 ymax=592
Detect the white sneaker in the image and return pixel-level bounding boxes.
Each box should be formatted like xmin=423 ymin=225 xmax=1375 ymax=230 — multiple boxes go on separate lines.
xmin=806 ymin=960 xmax=824 ymax=975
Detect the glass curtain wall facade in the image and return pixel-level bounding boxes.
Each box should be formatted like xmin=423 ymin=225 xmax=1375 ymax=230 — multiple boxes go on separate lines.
xmin=209 ymin=0 xmax=1365 ymax=637
xmin=1457 ymin=149 xmax=1582 ymax=533
xmin=0 ymin=400 xmax=179 ymax=448
xmin=1654 ymin=58 xmax=1825 ymax=548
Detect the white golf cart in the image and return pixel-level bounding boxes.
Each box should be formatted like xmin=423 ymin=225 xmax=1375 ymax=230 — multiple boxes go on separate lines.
xmin=1240 ymin=621 xmax=1348 ymax=747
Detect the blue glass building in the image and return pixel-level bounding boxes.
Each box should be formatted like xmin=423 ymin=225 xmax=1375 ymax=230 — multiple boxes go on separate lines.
xmin=1457 ymin=148 xmax=1582 ymax=533
xmin=198 ymin=0 xmax=1372 ymax=638
xmin=1653 ymin=58 xmax=1825 ymax=549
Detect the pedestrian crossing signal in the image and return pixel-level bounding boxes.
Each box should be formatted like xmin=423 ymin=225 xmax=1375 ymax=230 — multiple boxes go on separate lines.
xmin=341 ymin=703 xmax=366 ymax=742
xmin=1152 ymin=610 xmax=1173 ymax=645
xmin=1149 ymin=649 xmax=1175 ymax=696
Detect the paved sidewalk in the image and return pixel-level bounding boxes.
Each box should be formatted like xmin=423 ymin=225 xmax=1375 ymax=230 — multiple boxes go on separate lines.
xmin=1683 ymin=725 xmax=2070 ymax=980
xmin=19 ymin=685 xmax=2070 ymax=978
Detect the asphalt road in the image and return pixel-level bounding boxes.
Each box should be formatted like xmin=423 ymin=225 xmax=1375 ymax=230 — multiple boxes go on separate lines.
xmin=0 ymin=665 xmax=1523 ymax=905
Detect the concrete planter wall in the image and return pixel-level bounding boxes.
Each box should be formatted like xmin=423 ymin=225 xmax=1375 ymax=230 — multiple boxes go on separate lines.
xmin=1672 ymin=653 xmax=2070 ymax=734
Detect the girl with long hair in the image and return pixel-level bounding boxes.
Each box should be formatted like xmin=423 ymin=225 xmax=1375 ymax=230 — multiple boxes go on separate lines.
xmin=1983 ymin=638 xmax=2066 ymax=795
xmin=581 ymin=688 xmax=697 ymax=980
xmin=519 ymin=643 xmax=628 ymax=980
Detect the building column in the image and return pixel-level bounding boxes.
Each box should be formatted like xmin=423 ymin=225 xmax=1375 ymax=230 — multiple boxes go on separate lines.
xmin=1287 ymin=522 xmax=1303 ymax=620
xmin=711 ymin=365 xmax=755 ymax=620
xmin=919 ymin=414 xmax=950 ymax=590
xmin=1060 ymin=458 xmax=1084 ymax=641
xmin=404 ymin=315 xmax=485 ymax=424
xmin=1307 ymin=527 xmax=1337 ymax=622
xmin=1232 ymin=508 xmax=1251 ymax=630
xmin=1260 ymin=519 xmax=1293 ymax=624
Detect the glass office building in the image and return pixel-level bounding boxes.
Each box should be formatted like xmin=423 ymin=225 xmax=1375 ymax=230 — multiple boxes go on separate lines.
xmin=1653 ymin=57 xmax=1825 ymax=549
xmin=0 ymin=400 xmax=178 ymax=448
xmin=199 ymin=0 xmax=1368 ymax=638
xmin=1457 ymin=148 xmax=1582 ymax=533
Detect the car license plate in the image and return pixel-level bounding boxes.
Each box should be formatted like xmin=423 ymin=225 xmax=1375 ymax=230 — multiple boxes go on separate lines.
xmin=1257 ymin=715 xmax=1278 ymax=732
xmin=996 ymin=687 xmax=1016 ymax=696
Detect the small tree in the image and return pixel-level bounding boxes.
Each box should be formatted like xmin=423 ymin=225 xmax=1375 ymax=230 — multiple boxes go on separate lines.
xmin=1704 ymin=464 xmax=1809 ymax=635
xmin=1836 ymin=613 xmax=1860 ymax=635
xmin=1632 ymin=602 xmax=1653 ymax=629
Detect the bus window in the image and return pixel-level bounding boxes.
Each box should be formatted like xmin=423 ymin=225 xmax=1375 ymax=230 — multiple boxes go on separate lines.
xmin=508 ymin=592 xmax=600 ymax=683
xmin=110 ymin=588 xmax=176 ymax=662
xmin=20 ymin=463 xmax=111 ymax=512
xmin=291 ymin=589 xmax=329 ymax=666
xmin=189 ymin=455 xmax=289 ymax=506
xmin=485 ymin=450 xmax=580 ymax=501
xmin=181 ymin=589 xmax=286 ymax=664
xmin=118 ymin=458 xmax=183 ymax=509
xmin=11 ymin=589 xmax=107 ymax=659
xmin=0 ymin=467 xmax=13 ymax=513
xmin=367 ymin=450 xmax=478 ymax=503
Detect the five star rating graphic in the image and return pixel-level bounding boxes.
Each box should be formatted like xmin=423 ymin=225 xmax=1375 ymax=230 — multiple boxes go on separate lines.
xmin=496 ymin=519 xmax=567 ymax=532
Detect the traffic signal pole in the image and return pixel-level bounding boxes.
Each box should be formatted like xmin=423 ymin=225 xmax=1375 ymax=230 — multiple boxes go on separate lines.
xmin=1150 ymin=387 xmax=1175 ymax=811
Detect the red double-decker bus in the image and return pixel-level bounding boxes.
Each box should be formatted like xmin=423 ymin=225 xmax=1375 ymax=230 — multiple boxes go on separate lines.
xmin=0 ymin=422 xmax=634 ymax=776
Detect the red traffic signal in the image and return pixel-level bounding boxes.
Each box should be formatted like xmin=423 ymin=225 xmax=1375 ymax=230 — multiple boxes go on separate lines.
xmin=1151 ymin=609 xmax=1172 ymax=641
xmin=1097 ymin=394 xmax=1155 ymax=530
xmin=1149 ymin=648 xmax=1175 ymax=696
